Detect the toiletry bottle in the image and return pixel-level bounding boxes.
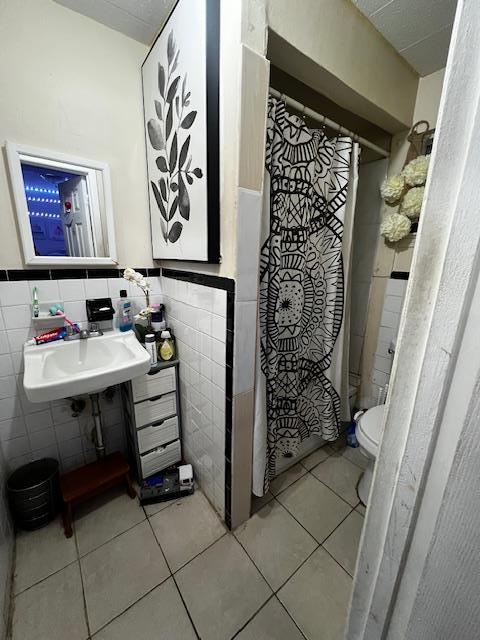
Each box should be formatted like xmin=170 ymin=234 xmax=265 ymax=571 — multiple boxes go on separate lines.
xmin=151 ymin=304 xmax=166 ymax=333
xmin=117 ymin=290 xmax=133 ymax=332
xmin=32 ymin=286 xmax=39 ymax=318
xmin=145 ymin=333 xmax=157 ymax=366
xmin=159 ymin=330 xmax=176 ymax=361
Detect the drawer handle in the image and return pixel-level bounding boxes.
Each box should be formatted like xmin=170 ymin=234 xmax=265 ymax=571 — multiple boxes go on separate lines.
xmin=150 ymin=418 xmax=166 ymax=428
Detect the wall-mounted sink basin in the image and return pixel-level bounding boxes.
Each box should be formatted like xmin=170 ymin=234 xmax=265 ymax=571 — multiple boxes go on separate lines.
xmin=23 ymin=330 xmax=151 ymax=402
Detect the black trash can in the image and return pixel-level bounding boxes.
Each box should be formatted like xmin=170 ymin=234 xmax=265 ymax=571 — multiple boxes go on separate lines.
xmin=7 ymin=458 xmax=61 ymax=531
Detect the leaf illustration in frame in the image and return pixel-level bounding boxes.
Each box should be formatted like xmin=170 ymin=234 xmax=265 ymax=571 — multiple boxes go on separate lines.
xmin=159 ymin=217 xmax=167 ymax=241
xmin=167 ymin=76 xmax=180 ymax=103
xmin=171 ymin=181 xmax=178 ymax=192
xmin=171 ymin=49 xmax=180 ymax=73
xmin=182 ymin=75 xmax=187 ymax=103
xmin=175 ymin=96 xmax=180 ymax=118
xmin=156 ymin=156 xmax=168 ymax=172
xmin=178 ymin=174 xmax=190 ymax=220
xmin=151 ymin=181 xmax=167 ymax=221
xmin=167 ymin=31 xmax=176 ymax=66
xmin=192 ymin=168 xmax=203 ymax=178
xmin=169 ymin=133 xmax=178 ymax=173
xmin=158 ymin=63 xmax=166 ymax=98
xmin=181 ymin=111 xmax=197 ymax=129
xmin=179 ymin=135 xmax=190 ymax=169
xmin=165 ymin=105 xmax=173 ymax=140
xmin=186 ymin=157 xmax=192 ymax=171
xmin=147 ymin=119 xmax=164 ymax=150
xmin=154 ymin=99 xmax=163 ymax=120
xmin=186 ymin=173 xmax=193 ymax=185
xmin=168 ymin=220 xmax=183 ymax=243
xmin=168 ymin=196 xmax=178 ymax=220
xmin=159 ymin=177 xmax=167 ymax=201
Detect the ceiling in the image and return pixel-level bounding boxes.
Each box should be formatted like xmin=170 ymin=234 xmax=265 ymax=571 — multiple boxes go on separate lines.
xmin=55 ymin=0 xmax=456 ymax=76
xmin=353 ymin=0 xmax=457 ymax=76
xmin=55 ymin=0 xmax=176 ymax=45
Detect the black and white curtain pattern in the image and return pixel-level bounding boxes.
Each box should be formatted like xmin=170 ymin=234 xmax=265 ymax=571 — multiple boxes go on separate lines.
xmin=253 ymin=96 xmax=359 ymax=495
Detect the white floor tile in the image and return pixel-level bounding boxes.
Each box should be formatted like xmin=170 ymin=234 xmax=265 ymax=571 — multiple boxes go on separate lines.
xmin=93 ymin=578 xmax=196 ymax=640
xmin=235 ymin=501 xmax=317 ymax=590
xmin=300 ymin=446 xmax=330 ymax=471
xmin=143 ymin=497 xmax=174 ymax=517
xmin=75 ymin=486 xmax=145 ymax=556
xmin=236 ymin=596 xmax=305 ymax=640
xmin=278 ymin=547 xmax=352 ymax=640
xmin=149 ymin=490 xmax=226 ymax=571
xmin=277 ymin=474 xmax=351 ymax=543
xmin=12 ymin=563 xmax=88 ymax=640
xmin=251 ymin=491 xmax=274 ymax=514
xmin=80 ymin=520 xmax=169 ymax=633
xmin=323 ymin=509 xmax=364 ymax=577
xmin=176 ymin=534 xmax=271 ymax=640
xmin=269 ymin=463 xmax=307 ymax=496
xmin=14 ymin=517 xmax=77 ymax=594
xmin=338 ymin=446 xmax=369 ymax=471
xmin=311 ymin=456 xmax=363 ymax=507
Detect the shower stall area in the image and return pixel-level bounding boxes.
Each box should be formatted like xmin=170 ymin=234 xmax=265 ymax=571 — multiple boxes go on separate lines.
xmin=250 ymin=66 xmax=391 ymax=496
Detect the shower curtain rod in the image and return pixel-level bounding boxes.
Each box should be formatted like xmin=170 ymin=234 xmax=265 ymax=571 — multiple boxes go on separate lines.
xmin=269 ymin=87 xmax=390 ymax=158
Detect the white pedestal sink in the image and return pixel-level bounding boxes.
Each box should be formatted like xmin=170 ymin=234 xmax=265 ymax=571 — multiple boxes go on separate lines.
xmin=23 ymin=329 xmax=151 ymax=403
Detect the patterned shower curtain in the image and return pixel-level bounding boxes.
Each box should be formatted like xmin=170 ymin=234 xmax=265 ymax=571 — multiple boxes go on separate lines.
xmin=253 ymin=96 xmax=359 ymax=496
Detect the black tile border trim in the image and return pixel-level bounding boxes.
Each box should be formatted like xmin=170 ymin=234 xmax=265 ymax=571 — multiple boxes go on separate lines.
xmin=161 ymin=267 xmax=235 ymax=530
xmin=390 ymin=271 xmax=410 ymax=280
xmin=162 ymin=267 xmax=234 ymax=293
xmin=0 ymin=267 xmax=162 ymax=281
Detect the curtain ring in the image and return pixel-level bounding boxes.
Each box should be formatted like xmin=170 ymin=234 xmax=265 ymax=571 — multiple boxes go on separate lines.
xmin=301 ymin=104 xmax=307 ymax=122
xmin=281 ymin=93 xmax=286 ymax=107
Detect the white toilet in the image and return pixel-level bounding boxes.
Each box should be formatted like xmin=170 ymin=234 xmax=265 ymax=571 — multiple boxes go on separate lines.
xmin=355 ymin=404 xmax=385 ymax=505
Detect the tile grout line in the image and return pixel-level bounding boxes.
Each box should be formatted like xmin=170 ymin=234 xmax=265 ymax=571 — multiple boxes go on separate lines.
xmin=145 ymin=513 xmax=202 ymax=640
xmin=90 ymin=579 xmax=171 ymax=638
xmin=13 ymin=555 xmax=79 ymax=597
xmin=74 ymin=524 xmax=92 ymax=639
xmin=231 ymin=527 xmax=311 ymax=639
xmin=76 ymin=509 xmax=147 ymax=560
xmin=171 ymin=529 xmax=228 ymax=576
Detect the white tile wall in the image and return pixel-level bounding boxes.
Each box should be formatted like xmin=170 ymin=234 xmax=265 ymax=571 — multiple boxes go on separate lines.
xmin=161 ymin=275 xmax=227 ymax=518
xmin=349 ymin=159 xmax=388 ymax=377
xmin=0 ymin=275 xmax=162 ymax=473
xmin=367 ymin=277 xmax=407 ymax=407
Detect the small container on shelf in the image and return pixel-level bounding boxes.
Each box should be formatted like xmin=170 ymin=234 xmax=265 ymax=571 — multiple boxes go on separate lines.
xmin=158 ymin=329 xmax=176 ymax=362
xmin=31 ymin=301 xmax=66 ymax=329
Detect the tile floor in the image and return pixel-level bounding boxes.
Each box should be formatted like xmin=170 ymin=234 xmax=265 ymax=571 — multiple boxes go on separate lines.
xmin=10 ymin=444 xmax=366 ymax=640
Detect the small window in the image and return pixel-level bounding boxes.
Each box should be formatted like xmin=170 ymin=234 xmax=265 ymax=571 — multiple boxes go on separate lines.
xmin=5 ymin=142 xmax=117 ymax=266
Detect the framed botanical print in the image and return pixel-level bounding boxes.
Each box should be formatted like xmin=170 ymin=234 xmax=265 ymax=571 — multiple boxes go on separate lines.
xmin=142 ymin=0 xmax=220 ymax=262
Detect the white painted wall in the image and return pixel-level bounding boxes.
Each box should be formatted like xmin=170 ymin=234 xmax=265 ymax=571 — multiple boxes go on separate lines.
xmin=0 ymin=0 xmax=151 ymax=269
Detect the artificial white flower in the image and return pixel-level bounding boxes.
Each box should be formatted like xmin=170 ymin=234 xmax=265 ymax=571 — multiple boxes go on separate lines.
xmin=380 ymin=213 xmax=411 ymax=242
xmin=122 ymin=267 xmax=151 ymax=292
xmin=401 ymin=186 xmax=424 ymax=219
xmin=402 ymin=155 xmax=430 ymax=187
xmin=380 ymin=174 xmax=405 ymax=204
xmin=134 ymin=306 xmax=156 ymax=321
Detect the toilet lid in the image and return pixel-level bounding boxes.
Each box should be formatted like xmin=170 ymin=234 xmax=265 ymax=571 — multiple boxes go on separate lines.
xmin=357 ymin=404 xmax=385 ymax=449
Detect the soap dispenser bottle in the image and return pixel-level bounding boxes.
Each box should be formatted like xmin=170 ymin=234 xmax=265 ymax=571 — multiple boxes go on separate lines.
xmin=117 ymin=289 xmax=133 ymax=332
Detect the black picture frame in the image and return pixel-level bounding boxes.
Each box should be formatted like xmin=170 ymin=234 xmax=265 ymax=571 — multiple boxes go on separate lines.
xmin=141 ymin=0 xmax=220 ymax=263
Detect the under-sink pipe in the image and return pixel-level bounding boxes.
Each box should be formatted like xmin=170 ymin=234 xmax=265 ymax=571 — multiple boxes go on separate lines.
xmin=90 ymin=393 xmax=106 ymax=458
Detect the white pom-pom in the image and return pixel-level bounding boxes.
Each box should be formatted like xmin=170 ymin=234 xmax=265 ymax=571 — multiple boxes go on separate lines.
xmin=380 ymin=174 xmax=405 ymax=204
xmin=402 ymin=155 xmax=430 ymax=187
xmin=380 ymin=213 xmax=411 ymax=242
xmin=401 ymin=186 xmax=424 ymax=219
